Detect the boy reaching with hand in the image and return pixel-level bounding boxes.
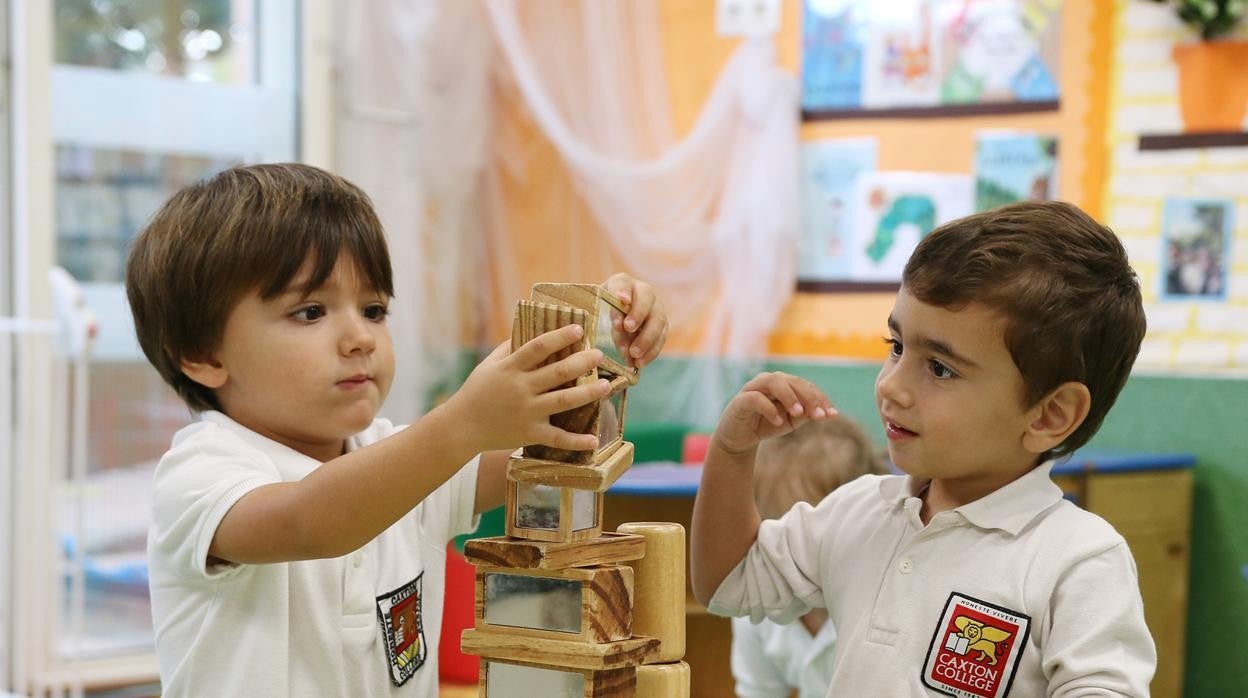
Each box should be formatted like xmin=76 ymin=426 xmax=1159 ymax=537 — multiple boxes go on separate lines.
xmin=692 ymin=201 xmax=1156 ymax=696
xmin=126 ymin=163 xmax=667 ymax=696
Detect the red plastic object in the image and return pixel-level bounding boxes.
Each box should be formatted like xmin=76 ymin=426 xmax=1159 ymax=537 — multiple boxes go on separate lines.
xmin=438 ymin=544 xmax=479 ymax=684
xmin=681 ymin=432 xmax=711 ymax=465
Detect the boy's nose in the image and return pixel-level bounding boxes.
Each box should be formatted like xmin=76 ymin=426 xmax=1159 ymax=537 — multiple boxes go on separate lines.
xmin=875 ymin=363 xmax=912 ymax=408
xmin=339 ymin=316 xmax=376 ymax=355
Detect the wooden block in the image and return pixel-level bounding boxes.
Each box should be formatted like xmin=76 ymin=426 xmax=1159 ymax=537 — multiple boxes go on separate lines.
xmin=530 ymin=283 xmax=639 ymax=385
xmin=512 ymin=299 xmax=591 ymax=365
xmin=510 ymin=442 xmax=635 ymax=492
xmin=474 ymin=565 xmax=634 ymax=643
xmin=617 ymin=523 xmax=686 ymax=664
xmin=636 ymin=662 xmax=690 ymax=698
xmin=461 ymin=628 xmax=658 ymax=670
xmin=464 ymin=532 xmax=646 ymax=570
xmin=506 ymin=478 xmax=604 ymax=543
xmin=480 ymin=658 xmax=635 ymax=697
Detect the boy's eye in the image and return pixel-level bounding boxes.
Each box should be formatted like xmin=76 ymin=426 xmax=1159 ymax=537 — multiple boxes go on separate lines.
xmin=882 ymin=336 xmax=902 ymax=357
xmin=291 ymin=305 xmax=325 ymax=322
xmin=363 ymin=303 xmax=389 ymax=321
xmin=929 ymin=359 xmax=955 ymax=379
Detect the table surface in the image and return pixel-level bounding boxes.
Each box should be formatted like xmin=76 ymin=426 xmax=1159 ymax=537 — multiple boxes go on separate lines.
xmin=608 ymin=450 xmax=1197 ymax=497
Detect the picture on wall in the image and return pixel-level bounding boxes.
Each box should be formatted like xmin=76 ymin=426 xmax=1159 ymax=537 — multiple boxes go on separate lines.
xmin=798 ymin=138 xmax=879 ymax=282
xmin=974 ymin=131 xmax=1057 ymax=212
xmin=802 ymin=0 xmax=1061 ymax=115
xmin=1161 ymin=198 xmax=1233 ymax=301
xmin=849 ymin=171 xmax=973 ymax=281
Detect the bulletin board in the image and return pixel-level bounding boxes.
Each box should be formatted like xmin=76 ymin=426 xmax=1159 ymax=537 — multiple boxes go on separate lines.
xmin=766 ymin=0 xmax=1105 ymax=359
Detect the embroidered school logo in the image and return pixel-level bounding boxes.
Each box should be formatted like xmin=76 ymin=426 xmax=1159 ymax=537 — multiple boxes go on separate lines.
xmin=922 ymin=592 xmax=1030 ymax=698
xmin=377 ymin=574 xmax=427 ymax=686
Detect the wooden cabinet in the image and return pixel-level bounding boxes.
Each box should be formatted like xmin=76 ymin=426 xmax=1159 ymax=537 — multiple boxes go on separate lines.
xmin=608 ymin=456 xmax=1193 ymax=698
xmin=1052 ymin=467 xmax=1193 ymax=698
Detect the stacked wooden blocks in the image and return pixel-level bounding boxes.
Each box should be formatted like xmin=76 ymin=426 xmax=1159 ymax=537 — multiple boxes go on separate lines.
xmin=461 ymin=284 xmax=689 ymax=697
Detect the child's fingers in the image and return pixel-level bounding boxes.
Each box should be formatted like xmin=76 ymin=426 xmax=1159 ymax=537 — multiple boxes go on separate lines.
xmin=529 ymin=348 xmax=603 ymax=392
xmin=788 ymin=377 xmax=836 ymax=419
xmin=620 ymin=285 xmax=655 ymax=335
xmin=509 ymin=324 xmax=585 ymax=370
xmin=628 ymin=316 xmax=667 ymax=367
xmin=529 ymin=423 xmax=600 ymax=452
xmin=602 ymin=273 xmax=636 ymax=309
xmin=536 ymin=378 xmax=613 ymax=416
xmin=737 ymin=390 xmax=786 ymax=427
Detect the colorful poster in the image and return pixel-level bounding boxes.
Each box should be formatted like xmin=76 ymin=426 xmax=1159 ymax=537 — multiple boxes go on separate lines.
xmin=802 ymin=0 xmax=869 ymax=110
xmin=798 ymin=138 xmax=879 ymax=281
xmin=862 ymin=0 xmax=940 ymax=108
xmin=1161 ymin=198 xmax=1233 ymax=301
xmin=849 ymin=171 xmax=973 ymax=281
xmin=801 ymin=0 xmax=1061 ymax=113
xmin=974 ymin=132 xmax=1057 ymax=212
xmin=935 ymin=0 xmax=1060 ymax=105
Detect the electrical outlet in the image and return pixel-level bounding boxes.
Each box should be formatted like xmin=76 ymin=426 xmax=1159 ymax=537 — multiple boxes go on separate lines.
xmin=716 ymin=0 xmax=781 ymax=37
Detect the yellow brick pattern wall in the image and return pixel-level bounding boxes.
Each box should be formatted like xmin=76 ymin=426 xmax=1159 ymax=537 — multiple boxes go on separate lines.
xmin=1105 ymin=1 xmax=1248 ymax=371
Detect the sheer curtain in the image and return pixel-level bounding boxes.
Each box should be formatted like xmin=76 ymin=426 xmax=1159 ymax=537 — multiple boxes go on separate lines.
xmin=335 ymin=1 xmax=495 ymax=422
xmin=338 ymin=0 xmax=798 ymax=426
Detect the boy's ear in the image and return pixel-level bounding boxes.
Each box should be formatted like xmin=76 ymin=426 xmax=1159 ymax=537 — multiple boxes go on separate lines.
xmin=1021 ymin=381 xmax=1091 ymax=454
xmin=180 ymin=354 xmax=229 ymax=390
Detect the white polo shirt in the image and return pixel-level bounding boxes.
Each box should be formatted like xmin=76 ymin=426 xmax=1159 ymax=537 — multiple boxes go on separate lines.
xmin=708 ymin=463 xmax=1156 ymax=697
xmin=148 ymin=411 xmax=480 ymax=697
xmin=731 ymin=613 xmax=837 ymax=698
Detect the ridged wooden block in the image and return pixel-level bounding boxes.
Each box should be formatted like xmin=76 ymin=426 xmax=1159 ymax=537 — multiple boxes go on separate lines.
xmin=636 ymin=662 xmax=690 ymax=698
xmin=461 ymin=628 xmax=658 ymax=670
xmin=480 ymin=658 xmax=636 ymax=697
xmin=617 ymin=523 xmax=686 ymax=664
xmin=475 ymin=564 xmax=634 ymax=643
xmin=464 ymin=532 xmax=646 ymax=570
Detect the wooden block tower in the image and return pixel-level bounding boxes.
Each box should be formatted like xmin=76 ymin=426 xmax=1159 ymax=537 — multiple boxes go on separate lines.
xmin=461 ymin=283 xmax=690 ymax=697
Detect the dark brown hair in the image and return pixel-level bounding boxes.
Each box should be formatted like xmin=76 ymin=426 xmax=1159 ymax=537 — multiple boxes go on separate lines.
xmin=754 ymin=418 xmax=889 ymax=520
xmin=903 ymin=201 xmax=1145 ymax=460
xmin=126 ymin=163 xmax=394 ymax=412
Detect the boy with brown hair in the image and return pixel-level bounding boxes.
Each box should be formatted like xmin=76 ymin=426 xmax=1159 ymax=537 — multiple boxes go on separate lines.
xmin=126 ymin=163 xmax=667 ymax=696
xmin=692 ymin=201 xmax=1156 ymax=697
xmin=732 ymin=418 xmax=889 ymax=698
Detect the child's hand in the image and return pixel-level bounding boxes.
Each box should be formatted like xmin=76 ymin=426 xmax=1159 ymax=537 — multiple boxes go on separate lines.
xmin=603 ymin=273 xmax=667 ymax=369
xmin=449 ymin=324 xmax=612 ymax=454
xmin=712 ymin=372 xmax=836 ymax=456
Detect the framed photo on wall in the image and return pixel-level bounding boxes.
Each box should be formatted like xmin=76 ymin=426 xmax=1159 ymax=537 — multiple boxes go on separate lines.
xmin=1160 ymin=198 xmax=1233 ymax=302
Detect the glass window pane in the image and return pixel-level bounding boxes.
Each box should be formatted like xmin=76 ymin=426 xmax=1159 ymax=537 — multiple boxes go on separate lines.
xmin=55 ymin=0 xmax=257 ymax=84
xmin=56 ymin=145 xmax=237 ymax=283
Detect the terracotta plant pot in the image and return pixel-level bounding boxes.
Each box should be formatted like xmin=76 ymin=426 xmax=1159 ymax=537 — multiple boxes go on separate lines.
xmin=1172 ymin=39 xmax=1248 ymax=133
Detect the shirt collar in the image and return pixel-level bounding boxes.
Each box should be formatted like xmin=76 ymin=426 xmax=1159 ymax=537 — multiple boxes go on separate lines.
xmin=877 ymin=461 xmax=1065 ymax=535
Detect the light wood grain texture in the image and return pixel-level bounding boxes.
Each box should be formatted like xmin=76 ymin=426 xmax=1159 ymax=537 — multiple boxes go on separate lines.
xmin=480 ymin=658 xmax=637 ymax=697
xmin=461 ymin=628 xmax=658 ymax=670
xmin=1085 ymin=470 xmax=1192 ymax=698
xmin=509 ymin=441 xmax=635 ymax=492
xmin=474 ymin=565 xmax=635 ymax=644
xmin=616 ymin=522 xmax=686 ymax=664
xmin=506 ymin=478 xmax=604 ymax=543
xmin=636 ymin=662 xmax=690 ymax=698
xmin=464 ymin=532 xmax=646 ymax=570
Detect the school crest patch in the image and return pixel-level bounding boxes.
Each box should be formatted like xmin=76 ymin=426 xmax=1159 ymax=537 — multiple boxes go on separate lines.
xmin=377 ymin=574 xmax=427 ymax=686
xmin=922 ymin=592 xmax=1030 ymax=698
